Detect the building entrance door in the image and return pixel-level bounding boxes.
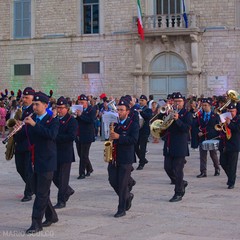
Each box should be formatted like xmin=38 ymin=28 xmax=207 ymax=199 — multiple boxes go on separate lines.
xmin=149 ymin=52 xmax=187 ymax=100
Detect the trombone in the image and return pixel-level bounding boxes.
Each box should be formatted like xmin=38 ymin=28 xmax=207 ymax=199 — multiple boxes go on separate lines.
xmin=215 ymin=90 xmax=239 ymax=114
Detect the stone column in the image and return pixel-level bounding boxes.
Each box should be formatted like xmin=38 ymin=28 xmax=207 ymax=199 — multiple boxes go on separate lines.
xmin=190 ymin=34 xmax=199 ymax=69
xmin=143 ymin=75 xmax=149 ymax=96
xmin=135 ymin=42 xmax=142 ymax=71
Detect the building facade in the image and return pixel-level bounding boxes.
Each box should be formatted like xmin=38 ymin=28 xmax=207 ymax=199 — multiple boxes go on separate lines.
xmin=0 ymin=0 xmax=240 ymax=99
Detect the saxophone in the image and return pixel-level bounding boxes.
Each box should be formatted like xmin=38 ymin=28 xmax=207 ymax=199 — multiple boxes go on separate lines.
xmin=104 ymin=123 xmax=115 ymax=162
xmin=4 ymin=107 xmax=22 ymax=160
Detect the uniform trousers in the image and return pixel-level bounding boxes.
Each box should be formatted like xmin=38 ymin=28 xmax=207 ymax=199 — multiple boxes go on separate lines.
xmin=164 ymin=156 xmax=185 ymax=195
xmin=53 ymin=162 xmax=74 ymax=204
xmin=76 ymin=142 xmax=93 ymax=175
xmin=15 ymin=151 xmax=33 ymax=197
xmin=31 ymin=172 xmax=58 ymax=224
xmin=135 ymin=134 xmax=148 ymax=166
xmin=108 ymin=163 xmax=132 ymax=212
xmin=220 ymin=151 xmax=239 ymax=186
xmin=199 ymin=147 xmax=220 ymax=174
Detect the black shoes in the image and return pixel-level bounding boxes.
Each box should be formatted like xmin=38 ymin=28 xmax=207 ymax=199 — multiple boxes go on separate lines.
xmin=86 ymin=170 xmax=93 ymax=177
xmin=169 ymin=194 xmax=182 ymax=202
xmin=54 ymin=202 xmax=66 ymax=209
xmin=182 ymin=181 xmax=188 ymax=197
xmin=197 ymin=170 xmax=219 ymax=177
xmin=136 ymin=160 xmax=148 ymax=170
xmin=65 ymin=189 xmax=75 ymax=202
xmin=129 ymin=180 xmax=136 ymax=192
xmin=214 ymin=169 xmax=220 ymax=176
xmin=136 ymin=165 xmax=144 ymax=170
xmin=197 ymin=172 xmax=207 ymax=178
xmin=126 ymin=193 xmax=134 ymax=211
xmin=228 ymin=185 xmax=235 ymax=189
xmin=26 ymin=224 xmax=42 ymax=234
xmin=42 ymin=218 xmax=58 ymax=227
xmin=113 ymin=193 xmax=134 ymax=217
xmin=21 ymin=195 xmax=32 ymax=202
xmin=114 ymin=211 xmax=126 ymax=218
xmin=77 ymin=174 xmax=85 ymax=179
xmin=170 ymin=180 xmax=176 ymax=185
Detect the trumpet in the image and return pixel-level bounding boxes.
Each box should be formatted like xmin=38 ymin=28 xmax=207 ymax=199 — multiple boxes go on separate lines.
xmin=2 ymin=113 xmax=33 ymax=144
xmin=214 ymin=122 xmax=226 ymax=133
xmin=215 ymin=122 xmax=231 ymax=139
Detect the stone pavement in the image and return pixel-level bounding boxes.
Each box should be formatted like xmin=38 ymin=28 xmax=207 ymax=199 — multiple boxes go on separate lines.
xmin=0 ymin=138 xmax=240 ymax=240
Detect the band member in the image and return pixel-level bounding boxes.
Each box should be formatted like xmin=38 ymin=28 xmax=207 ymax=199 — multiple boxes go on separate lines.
xmin=125 ymin=95 xmax=139 ymax=190
xmin=75 ymin=94 xmax=96 ymax=179
xmin=108 ymin=99 xmax=139 ymax=217
xmin=163 ymin=92 xmax=192 ymax=202
xmin=14 ymin=87 xmax=35 ymax=202
xmin=219 ymin=103 xmax=240 ymax=189
xmin=189 ymin=99 xmax=201 ymax=149
xmin=196 ymin=98 xmax=221 ymax=178
xmin=53 ymin=97 xmax=78 ymax=209
xmin=135 ymin=95 xmax=152 ymax=170
xmin=16 ymin=91 xmax=60 ymax=234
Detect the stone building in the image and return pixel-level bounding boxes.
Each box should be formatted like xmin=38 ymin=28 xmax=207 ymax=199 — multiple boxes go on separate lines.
xmin=0 ymin=0 xmax=240 ymax=99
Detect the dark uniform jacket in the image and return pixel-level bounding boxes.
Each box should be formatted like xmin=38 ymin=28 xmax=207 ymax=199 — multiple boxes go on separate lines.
xmin=129 ymin=106 xmax=139 ymax=125
xmin=190 ymin=109 xmax=200 ymax=148
xmin=139 ymin=105 xmax=152 ymax=136
xmin=196 ymin=111 xmax=220 ymax=143
xmin=163 ymin=108 xmax=192 ymax=157
xmin=56 ymin=113 xmax=78 ymax=164
xmin=27 ymin=114 xmax=59 ymax=173
xmin=76 ymin=105 xmax=96 ymax=143
xmin=219 ymin=115 xmax=240 ymax=152
xmin=113 ymin=117 xmax=139 ymax=165
xmin=14 ymin=105 xmax=34 ymax=152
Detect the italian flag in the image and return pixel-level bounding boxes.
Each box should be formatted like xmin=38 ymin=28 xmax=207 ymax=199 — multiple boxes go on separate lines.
xmin=137 ymin=0 xmax=144 ymax=40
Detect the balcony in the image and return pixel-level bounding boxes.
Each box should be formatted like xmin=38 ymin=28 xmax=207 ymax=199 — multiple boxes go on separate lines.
xmin=133 ymin=12 xmax=200 ymax=37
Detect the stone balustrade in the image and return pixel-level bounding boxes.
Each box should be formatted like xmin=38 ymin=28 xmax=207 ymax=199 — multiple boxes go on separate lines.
xmin=133 ymin=12 xmax=198 ymax=31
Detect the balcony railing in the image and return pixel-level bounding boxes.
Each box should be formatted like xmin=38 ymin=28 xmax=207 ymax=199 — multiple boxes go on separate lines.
xmin=133 ymin=12 xmax=198 ymax=33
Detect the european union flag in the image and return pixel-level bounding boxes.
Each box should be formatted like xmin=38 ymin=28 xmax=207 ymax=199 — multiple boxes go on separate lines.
xmin=182 ymin=0 xmax=188 ymax=28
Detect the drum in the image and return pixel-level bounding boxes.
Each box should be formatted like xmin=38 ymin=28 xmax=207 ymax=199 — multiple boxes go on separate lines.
xmin=201 ymin=140 xmax=219 ymax=151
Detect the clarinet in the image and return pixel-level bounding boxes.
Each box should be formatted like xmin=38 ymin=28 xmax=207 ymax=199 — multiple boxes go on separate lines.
xmin=2 ymin=113 xmax=33 ymax=144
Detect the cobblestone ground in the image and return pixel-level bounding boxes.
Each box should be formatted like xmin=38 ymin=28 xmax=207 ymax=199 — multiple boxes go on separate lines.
xmin=0 ymin=137 xmax=240 ymax=240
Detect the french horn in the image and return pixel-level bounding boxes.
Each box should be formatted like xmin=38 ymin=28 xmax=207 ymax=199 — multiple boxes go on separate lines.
xmin=150 ymin=119 xmax=164 ymax=139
